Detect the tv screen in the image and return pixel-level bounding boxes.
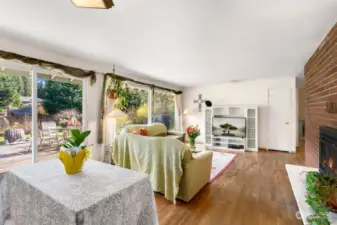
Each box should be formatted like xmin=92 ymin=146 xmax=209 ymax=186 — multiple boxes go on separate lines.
xmin=212 ymin=117 xmax=246 ymax=138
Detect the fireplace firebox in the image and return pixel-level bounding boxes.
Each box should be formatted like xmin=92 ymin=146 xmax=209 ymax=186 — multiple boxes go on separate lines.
xmin=319 ymin=126 xmax=337 ymax=176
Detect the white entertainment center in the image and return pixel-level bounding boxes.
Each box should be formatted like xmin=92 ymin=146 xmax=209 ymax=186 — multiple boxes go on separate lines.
xmin=204 ymin=105 xmax=258 ymax=152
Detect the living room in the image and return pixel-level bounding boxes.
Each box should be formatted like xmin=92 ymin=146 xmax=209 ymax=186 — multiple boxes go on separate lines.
xmin=0 ymin=1 xmax=337 ymax=225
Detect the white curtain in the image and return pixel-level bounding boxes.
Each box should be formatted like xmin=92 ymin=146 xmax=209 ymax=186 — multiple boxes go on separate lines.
xmin=174 ymin=94 xmax=183 ymax=131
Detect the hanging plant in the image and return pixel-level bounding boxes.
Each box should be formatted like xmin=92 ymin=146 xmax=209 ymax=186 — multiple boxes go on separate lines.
xmin=106 ymin=88 xmax=118 ymax=99
xmin=106 ymin=78 xmax=123 ymax=99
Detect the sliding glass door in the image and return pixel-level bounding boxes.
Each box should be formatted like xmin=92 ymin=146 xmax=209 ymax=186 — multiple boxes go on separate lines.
xmin=35 ymin=74 xmax=84 ymax=161
xmin=0 ymin=64 xmax=85 ymax=172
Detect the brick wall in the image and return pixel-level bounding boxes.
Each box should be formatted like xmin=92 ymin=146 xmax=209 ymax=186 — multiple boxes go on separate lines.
xmin=305 ymin=23 xmax=337 ymax=167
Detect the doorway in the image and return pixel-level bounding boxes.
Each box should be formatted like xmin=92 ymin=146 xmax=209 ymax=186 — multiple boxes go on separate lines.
xmin=268 ymin=88 xmax=293 ymax=152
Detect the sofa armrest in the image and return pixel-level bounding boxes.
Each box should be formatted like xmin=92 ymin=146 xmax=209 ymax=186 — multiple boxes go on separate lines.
xmin=192 ymin=151 xmax=213 ymax=161
xmin=167 ymin=131 xmax=185 ymax=142
xmin=177 ymin=150 xmax=213 ymax=202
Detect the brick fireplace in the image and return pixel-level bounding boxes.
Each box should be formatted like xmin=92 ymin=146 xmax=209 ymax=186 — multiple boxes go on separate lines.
xmin=305 ymin=23 xmax=337 ymax=167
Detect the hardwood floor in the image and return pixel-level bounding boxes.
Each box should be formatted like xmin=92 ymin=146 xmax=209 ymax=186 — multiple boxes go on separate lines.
xmin=155 ymin=147 xmax=305 ymax=225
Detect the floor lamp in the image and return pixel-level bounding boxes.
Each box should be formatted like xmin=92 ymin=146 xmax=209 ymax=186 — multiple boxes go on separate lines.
xmin=103 ymin=107 xmax=126 ymax=163
xmin=106 ymin=108 xmax=127 ymax=137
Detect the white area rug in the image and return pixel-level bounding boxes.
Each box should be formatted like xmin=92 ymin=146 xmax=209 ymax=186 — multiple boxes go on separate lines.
xmin=209 ymin=151 xmax=238 ymax=183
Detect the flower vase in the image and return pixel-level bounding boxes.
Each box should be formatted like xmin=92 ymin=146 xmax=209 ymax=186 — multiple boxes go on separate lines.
xmin=189 ymin=137 xmax=196 ymax=148
xmin=58 ymin=148 xmax=90 ymax=175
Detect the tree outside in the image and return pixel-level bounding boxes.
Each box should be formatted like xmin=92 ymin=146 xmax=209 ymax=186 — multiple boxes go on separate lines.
xmin=0 ymin=72 xmax=25 ymax=111
xmin=41 ymin=80 xmax=82 ymax=115
xmin=121 ymin=86 xmax=148 ymax=125
xmin=0 ymin=75 xmax=83 ymax=142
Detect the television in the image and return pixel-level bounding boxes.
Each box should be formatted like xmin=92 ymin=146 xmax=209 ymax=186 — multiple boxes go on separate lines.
xmin=212 ymin=116 xmax=246 ymax=138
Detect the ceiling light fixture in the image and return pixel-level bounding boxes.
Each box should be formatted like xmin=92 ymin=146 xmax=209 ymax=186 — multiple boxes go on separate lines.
xmin=71 ymin=0 xmax=114 ymax=9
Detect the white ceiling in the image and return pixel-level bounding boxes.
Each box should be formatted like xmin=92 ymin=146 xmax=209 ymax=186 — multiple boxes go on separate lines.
xmin=0 ymin=0 xmax=336 ymax=87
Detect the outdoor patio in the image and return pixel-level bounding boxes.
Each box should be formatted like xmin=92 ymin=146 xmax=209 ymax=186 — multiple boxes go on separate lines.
xmin=0 ymin=148 xmax=58 ymax=173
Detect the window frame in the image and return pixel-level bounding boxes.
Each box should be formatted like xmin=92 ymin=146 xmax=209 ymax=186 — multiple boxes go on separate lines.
xmin=125 ymin=82 xmax=177 ymax=131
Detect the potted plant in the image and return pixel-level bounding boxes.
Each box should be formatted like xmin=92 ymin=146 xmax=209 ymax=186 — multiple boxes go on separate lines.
xmin=106 ymin=78 xmax=123 ymax=99
xmin=186 ymin=125 xmax=200 ymax=148
xmin=59 ymin=129 xmax=91 ymax=174
xmin=306 ymin=171 xmax=337 ymax=225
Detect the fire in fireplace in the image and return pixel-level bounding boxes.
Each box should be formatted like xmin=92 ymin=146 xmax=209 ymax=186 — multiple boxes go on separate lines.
xmin=319 ymin=127 xmax=337 ymax=176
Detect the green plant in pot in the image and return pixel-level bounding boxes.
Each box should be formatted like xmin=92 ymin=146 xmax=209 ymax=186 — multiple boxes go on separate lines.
xmin=59 ymin=129 xmax=91 ymax=174
xmin=305 ymin=171 xmax=337 ymax=225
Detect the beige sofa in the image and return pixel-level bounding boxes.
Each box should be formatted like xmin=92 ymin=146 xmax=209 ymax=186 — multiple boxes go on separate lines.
xmin=177 ymin=150 xmax=213 ymax=202
xmin=118 ymin=123 xmax=213 ymax=202
xmin=120 ymin=123 xmax=186 ymax=142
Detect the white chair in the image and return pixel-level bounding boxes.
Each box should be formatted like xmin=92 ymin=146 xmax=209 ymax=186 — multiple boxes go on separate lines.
xmin=39 ymin=121 xmax=60 ymax=148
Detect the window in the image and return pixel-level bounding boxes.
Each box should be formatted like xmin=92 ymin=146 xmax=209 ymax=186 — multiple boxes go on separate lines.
xmin=125 ymin=84 xmax=149 ymax=125
xmin=112 ymin=84 xmax=177 ymax=132
xmin=115 ymin=84 xmax=150 ymax=131
xmin=105 ymin=79 xmax=178 ymax=140
xmin=152 ymin=89 xmax=175 ymax=130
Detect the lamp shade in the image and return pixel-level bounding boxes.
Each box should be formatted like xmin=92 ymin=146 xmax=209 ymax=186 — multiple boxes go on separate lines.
xmin=71 ymin=0 xmax=114 ymax=9
xmin=106 ymin=108 xmax=127 ymax=119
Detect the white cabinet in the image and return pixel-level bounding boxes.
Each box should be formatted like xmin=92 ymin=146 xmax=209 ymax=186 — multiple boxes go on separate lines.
xmin=246 ymin=107 xmax=258 ymax=151
xmin=204 ymin=105 xmax=258 ymax=151
xmin=204 ymin=108 xmax=213 ymax=147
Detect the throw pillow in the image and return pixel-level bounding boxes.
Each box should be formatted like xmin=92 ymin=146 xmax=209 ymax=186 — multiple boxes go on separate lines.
xmin=140 ymin=128 xmax=149 ymax=136
xmin=131 ymin=129 xmax=140 ymax=135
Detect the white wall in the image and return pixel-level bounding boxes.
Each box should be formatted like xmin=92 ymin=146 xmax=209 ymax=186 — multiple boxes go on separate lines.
xmin=0 ymin=37 xmax=182 ymax=161
xmin=183 ymin=76 xmax=298 ymax=152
